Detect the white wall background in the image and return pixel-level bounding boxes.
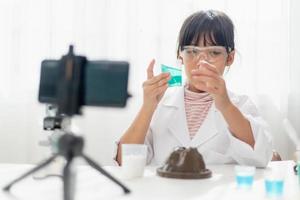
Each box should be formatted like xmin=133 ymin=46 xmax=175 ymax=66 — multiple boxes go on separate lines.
xmin=0 ymin=0 xmax=298 ymax=165
xmin=288 ymin=0 xmax=300 ymax=140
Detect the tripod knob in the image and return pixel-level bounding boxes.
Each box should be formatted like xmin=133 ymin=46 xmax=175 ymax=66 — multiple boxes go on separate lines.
xmin=58 ymin=134 xmax=84 ymax=159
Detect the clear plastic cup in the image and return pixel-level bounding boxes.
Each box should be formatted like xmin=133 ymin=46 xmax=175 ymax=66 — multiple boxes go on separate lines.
xmin=234 ymin=165 xmax=256 ymax=189
xmin=121 ymin=144 xmax=147 ymax=179
xmin=265 ymin=179 xmax=284 ymax=198
xmin=264 ymin=166 xmax=285 ymax=198
xmin=161 ymin=64 xmax=182 ymax=87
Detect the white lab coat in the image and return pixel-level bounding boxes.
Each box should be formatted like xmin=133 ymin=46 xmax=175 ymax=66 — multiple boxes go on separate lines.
xmin=144 ymin=86 xmax=273 ymax=168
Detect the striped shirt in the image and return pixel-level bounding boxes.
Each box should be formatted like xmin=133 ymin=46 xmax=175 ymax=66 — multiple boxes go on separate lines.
xmin=184 ymin=86 xmax=213 ymax=139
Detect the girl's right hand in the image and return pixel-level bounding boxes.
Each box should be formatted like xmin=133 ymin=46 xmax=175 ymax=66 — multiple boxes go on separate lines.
xmin=142 ymin=59 xmax=170 ymax=112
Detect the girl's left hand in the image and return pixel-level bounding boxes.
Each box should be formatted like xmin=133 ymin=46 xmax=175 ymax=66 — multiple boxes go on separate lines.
xmin=191 ymin=61 xmax=232 ymax=112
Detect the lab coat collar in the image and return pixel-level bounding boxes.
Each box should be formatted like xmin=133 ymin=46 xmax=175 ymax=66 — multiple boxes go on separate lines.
xmin=161 ymin=86 xmax=219 ymax=147
xmin=162 ymin=86 xmax=190 ymax=146
xmin=161 ymin=87 xmax=183 ymax=109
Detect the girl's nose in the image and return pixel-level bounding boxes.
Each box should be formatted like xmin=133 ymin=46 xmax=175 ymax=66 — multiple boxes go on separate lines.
xmin=196 ymin=53 xmax=208 ymax=65
xmin=196 ymin=52 xmax=208 ymax=62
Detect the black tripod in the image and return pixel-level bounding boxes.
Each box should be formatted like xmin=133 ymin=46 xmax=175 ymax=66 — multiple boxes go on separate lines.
xmin=3 ymin=45 xmax=131 ymax=200
xmin=3 ymin=133 xmax=130 ymax=200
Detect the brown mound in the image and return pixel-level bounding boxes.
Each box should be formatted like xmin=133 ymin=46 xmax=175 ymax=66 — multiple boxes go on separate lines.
xmin=157 ymin=147 xmax=212 ymax=179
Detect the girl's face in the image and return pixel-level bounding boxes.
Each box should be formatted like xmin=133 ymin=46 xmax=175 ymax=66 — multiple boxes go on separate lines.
xmin=180 ymin=37 xmax=235 ymax=91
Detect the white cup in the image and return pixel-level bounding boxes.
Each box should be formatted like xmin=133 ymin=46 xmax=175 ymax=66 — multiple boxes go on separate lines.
xmin=264 ymin=164 xmax=286 ymax=197
xmin=121 ymin=144 xmax=147 ymax=179
xmin=234 ymin=165 xmax=256 ymax=189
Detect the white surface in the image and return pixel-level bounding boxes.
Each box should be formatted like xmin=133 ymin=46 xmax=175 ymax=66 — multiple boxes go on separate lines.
xmin=0 ymin=161 xmax=299 ymax=200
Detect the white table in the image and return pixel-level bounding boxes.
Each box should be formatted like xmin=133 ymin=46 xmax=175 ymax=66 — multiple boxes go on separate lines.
xmin=0 ymin=161 xmax=299 ymax=200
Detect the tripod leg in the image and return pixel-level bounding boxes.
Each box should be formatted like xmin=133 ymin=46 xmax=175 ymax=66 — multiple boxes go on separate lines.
xmin=3 ymin=155 xmax=58 ymax=191
xmin=81 ymin=154 xmax=130 ymax=194
xmin=63 ymin=158 xmax=74 ymax=200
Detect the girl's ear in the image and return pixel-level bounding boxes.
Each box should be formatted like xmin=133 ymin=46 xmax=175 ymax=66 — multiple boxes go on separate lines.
xmin=177 ymin=56 xmax=184 ymax=65
xmin=226 ymin=50 xmax=235 ymax=66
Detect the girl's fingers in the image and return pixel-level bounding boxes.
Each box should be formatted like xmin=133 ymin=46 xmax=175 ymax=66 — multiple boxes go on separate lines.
xmin=192 ymin=75 xmax=222 ymax=94
xmin=192 ymin=75 xmax=221 ymax=86
xmin=146 ymin=59 xmax=171 ymax=84
xmin=147 ymin=59 xmax=155 ymax=79
xmin=193 ymin=81 xmax=210 ymax=92
xmin=154 ymin=84 xmax=169 ymax=96
xmin=199 ymin=61 xmax=219 ymax=73
xmin=191 ymin=68 xmax=219 ymax=79
xmin=194 ymin=81 xmax=217 ymax=94
xmin=146 ymin=73 xmax=170 ymax=85
xmin=146 ymin=77 xmax=169 ymax=92
xmin=157 ymin=78 xmax=169 ymax=87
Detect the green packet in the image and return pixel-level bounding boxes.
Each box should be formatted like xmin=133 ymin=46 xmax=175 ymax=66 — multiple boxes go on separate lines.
xmin=161 ymin=64 xmax=182 ymax=87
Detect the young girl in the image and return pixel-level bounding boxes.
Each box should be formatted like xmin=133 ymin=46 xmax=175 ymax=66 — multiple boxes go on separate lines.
xmin=116 ymin=10 xmax=272 ymax=167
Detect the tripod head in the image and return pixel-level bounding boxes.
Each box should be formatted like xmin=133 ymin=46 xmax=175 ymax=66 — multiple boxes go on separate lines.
xmin=43 ymin=105 xmax=70 ymax=131
xmin=58 ymin=134 xmax=84 ymax=160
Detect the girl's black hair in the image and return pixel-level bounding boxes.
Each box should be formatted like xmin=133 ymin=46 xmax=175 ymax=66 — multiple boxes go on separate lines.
xmin=177 ymin=10 xmax=234 ymax=57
